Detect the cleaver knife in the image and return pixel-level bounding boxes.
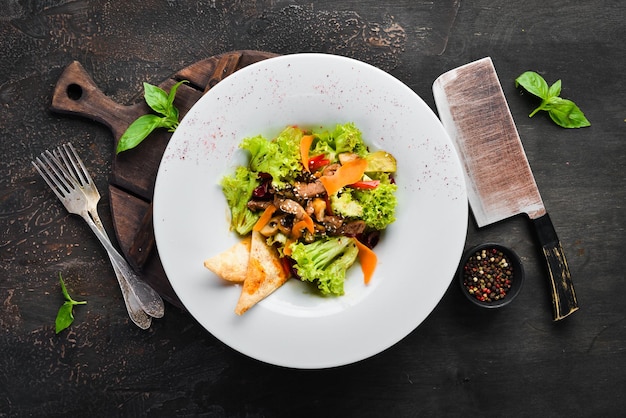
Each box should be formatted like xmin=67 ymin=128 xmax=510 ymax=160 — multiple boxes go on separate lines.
xmin=432 ymin=57 xmax=578 ymax=320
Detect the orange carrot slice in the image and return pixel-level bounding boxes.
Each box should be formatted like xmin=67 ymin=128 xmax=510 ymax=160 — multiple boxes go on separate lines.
xmin=300 ymin=135 xmax=315 ymax=172
xmin=291 ymin=214 xmax=315 ymax=239
xmin=291 ymin=222 xmax=305 ymax=239
xmin=302 ymin=213 xmax=315 ymax=234
xmin=283 ymin=239 xmax=295 ymax=256
xmin=319 ymin=158 xmax=368 ymax=196
xmin=354 ymin=238 xmax=378 ymax=284
xmin=252 ymin=204 xmax=277 ymax=232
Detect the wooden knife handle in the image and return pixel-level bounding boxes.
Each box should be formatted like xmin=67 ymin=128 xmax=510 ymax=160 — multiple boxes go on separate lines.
xmin=531 ymin=213 xmax=579 ymax=320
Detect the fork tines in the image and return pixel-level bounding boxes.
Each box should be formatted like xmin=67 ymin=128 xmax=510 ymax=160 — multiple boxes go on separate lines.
xmin=32 ymin=143 xmax=90 ymax=195
xmin=32 ymin=147 xmax=76 ymax=201
xmin=53 ymin=143 xmax=94 ymax=188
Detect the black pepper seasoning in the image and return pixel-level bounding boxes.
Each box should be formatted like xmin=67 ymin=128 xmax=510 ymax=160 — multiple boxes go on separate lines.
xmin=462 ymin=248 xmax=513 ymax=303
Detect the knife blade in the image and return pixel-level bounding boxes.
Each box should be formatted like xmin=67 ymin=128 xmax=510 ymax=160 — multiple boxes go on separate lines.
xmin=432 ymin=57 xmax=578 ymax=320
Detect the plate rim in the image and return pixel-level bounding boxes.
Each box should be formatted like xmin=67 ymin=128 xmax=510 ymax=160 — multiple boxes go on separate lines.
xmin=153 ymin=52 xmax=468 ymax=369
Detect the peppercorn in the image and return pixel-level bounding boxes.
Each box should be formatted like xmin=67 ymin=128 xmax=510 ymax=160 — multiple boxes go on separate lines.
xmin=461 ymin=248 xmax=514 ymax=303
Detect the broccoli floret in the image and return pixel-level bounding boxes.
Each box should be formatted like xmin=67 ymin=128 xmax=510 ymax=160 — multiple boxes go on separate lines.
xmin=241 ymin=126 xmax=303 ymax=189
xmin=331 ymin=178 xmax=397 ymax=231
xmin=331 ymin=191 xmax=363 ymax=218
xmin=289 ymin=237 xmax=359 ymax=296
xmin=220 ymin=166 xmax=260 ymax=235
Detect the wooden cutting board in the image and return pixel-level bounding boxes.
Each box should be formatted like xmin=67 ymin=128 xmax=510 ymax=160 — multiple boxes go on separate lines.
xmin=50 ymin=50 xmax=278 ymax=308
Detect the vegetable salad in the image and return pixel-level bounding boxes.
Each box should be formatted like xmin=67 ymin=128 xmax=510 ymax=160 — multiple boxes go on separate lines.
xmin=221 ymin=123 xmax=398 ymax=296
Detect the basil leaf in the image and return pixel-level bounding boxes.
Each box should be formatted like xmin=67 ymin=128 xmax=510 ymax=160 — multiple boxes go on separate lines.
xmin=143 ymin=82 xmax=169 ymax=116
xmin=55 ymin=302 xmax=75 ymax=333
xmin=516 ymin=71 xmax=590 ymax=128
xmin=166 ymin=120 xmax=179 ymax=133
xmin=515 ymin=71 xmax=549 ymax=99
xmin=116 ymin=114 xmax=166 ymax=153
xmin=117 ymin=79 xmax=187 ymax=154
xmin=59 ymin=272 xmax=71 ymax=300
xmin=528 ymin=100 xmax=547 ymax=118
xmin=55 ymin=274 xmax=87 ymax=334
xmin=167 ymin=80 xmax=188 ymax=109
xmin=164 ymin=104 xmax=179 ymax=125
xmin=546 ymin=97 xmax=591 ymax=128
xmin=548 ymin=79 xmax=562 ymax=98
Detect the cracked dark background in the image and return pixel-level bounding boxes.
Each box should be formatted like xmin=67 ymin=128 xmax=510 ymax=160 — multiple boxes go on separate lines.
xmin=1 ymin=0 xmax=625 ymax=416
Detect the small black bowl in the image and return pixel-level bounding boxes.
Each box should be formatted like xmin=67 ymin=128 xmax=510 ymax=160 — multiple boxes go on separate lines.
xmin=457 ymin=243 xmax=524 ymax=308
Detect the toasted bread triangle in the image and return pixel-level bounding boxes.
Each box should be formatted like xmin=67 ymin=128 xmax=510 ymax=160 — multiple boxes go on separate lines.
xmin=235 ymin=231 xmax=289 ymax=315
xmin=203 ymin=236 xmax=251 ymax=283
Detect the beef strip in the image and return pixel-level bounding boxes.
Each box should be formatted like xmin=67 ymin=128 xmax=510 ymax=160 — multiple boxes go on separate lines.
xmin=293 ymin=180 xmax=326 ymax=199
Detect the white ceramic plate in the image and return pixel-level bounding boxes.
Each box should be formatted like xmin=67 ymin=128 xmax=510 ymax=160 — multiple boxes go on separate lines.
xmin=153 ymin=53 xmax=467 ymax=369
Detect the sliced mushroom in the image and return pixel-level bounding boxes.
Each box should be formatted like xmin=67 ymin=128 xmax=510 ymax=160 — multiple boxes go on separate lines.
xmin=311 ymin=198 xmax=326 ymax=222
xmin=338 ymin=152 xmax=359 ymax=165
xmin=277 ymin=215 xmax=293 ymax=235
xmin=305 ymin=200 xmax=314 ymax=216
xmin=258 ymin=214 xmax=293 ymax=237
xmin=322 ymin=163 xmax=341 ymax=177
xmin=258 ymin=218 xmax=279 ymax=237
xmin=274 ymin=197 xmax=307 ymax=220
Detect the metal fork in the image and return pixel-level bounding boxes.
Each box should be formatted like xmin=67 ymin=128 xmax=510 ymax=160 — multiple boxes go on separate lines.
xmin=32 ymin=143 xmax=164 ymax=328
xmin=49 ymin=144 xmax=159 ymax=329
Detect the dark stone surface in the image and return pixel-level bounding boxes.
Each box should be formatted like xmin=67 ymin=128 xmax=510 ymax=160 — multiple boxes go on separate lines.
xmin=1 ymin=0 xmax=625 ymax=416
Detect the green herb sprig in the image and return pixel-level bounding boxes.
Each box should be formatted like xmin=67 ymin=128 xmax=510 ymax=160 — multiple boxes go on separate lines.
xmin=515 ymin=71 xmax=590 ymax=128
xmin=55 ymin=273 xmax=87 ymax=334
xmin=116 ymin=80 xmax=188 ymax=153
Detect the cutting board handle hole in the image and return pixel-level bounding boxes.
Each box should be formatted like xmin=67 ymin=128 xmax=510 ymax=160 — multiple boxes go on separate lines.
xmin=66 ymin=83 xmax=83 ymax=101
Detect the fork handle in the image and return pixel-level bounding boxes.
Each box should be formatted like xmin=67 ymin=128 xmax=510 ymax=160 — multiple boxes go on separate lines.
xmin=111 ymin=262 xmax=152 ymax=329
xmin=89 ymin=211 xmax=153 ymax=327
xmin=81 ymin=212 xmax=165 ymax=318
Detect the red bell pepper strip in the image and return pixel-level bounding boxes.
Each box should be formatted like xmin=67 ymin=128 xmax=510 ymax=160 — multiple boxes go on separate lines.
xmin=348 ymin=180 xmax=380 ymax=189
xmin=308 ymin=154 xmax=330 ymax=172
